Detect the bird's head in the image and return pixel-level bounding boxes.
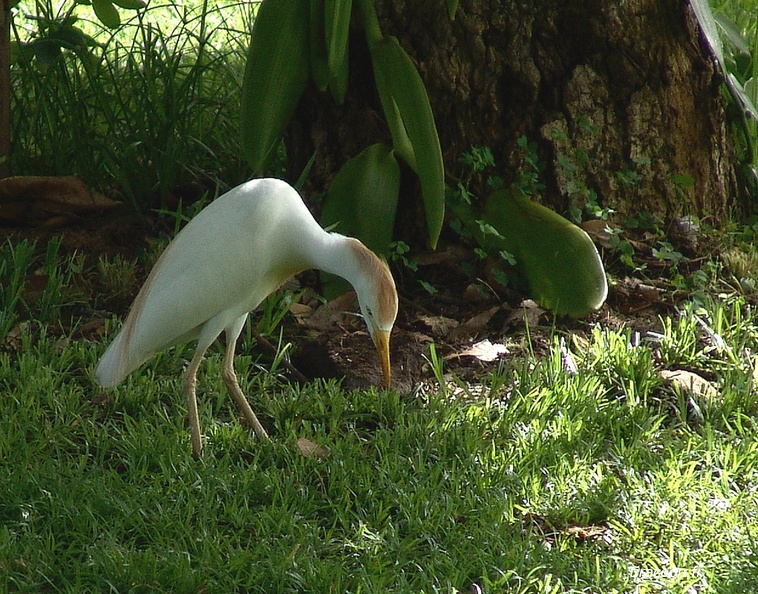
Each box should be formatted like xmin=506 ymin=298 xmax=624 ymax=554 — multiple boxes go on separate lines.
xmin=347 ymin=240 xmax=398 ymax=389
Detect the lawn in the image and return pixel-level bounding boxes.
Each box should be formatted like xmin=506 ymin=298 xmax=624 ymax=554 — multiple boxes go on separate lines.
xmin=3 ymin=244 xmax=758 ymax=592
xmin=3 ymin=0 xmax=758 ymax=592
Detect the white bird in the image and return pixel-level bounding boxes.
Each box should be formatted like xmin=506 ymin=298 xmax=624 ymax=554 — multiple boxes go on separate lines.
xmin=95 ymin=178 xmax=398 ymax=457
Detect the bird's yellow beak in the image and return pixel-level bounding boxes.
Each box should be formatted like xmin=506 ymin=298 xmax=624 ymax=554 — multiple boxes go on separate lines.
xmin=373 ymin=330 xmax=392 ymax=389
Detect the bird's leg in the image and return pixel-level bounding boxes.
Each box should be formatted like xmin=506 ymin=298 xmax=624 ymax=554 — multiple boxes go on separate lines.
xmin=221 ymin=339 xmax=270 ymax=441
xmin=183 ymin=349 xmax=207 ymax=459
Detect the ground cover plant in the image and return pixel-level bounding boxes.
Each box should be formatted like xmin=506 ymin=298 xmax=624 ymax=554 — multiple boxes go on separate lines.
xmin=9 ymin=0 xmax=256 ymax=209
xmin=3 ymin=0 xmax=758 ymax=592
xmin=3 ymin=226 xmax=758 ymax=592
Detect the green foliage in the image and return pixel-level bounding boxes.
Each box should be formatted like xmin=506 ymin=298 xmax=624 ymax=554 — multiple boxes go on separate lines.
xmin=513 ymin=135 xmax=545 ymax=196
xmin=479 ymin=188 xmax=609 ymax=317
xmin=388 ymin=241 xmax=438 ymax=294
xmin=10 ymin=0 xmax=252 ymax=208
xmin=321 ymin=143 xmax=400 ymax=258
xmin=10 ymin=7 xmax=100 ymax=66
xmin=388 ymin=241 xmax=417 ymax=272
xmin=4 ymin=280 xmax=758 ymax=591
xmin=446 ymin=0 xmax=459 ymax=20
xmin=91 ymin=0 xmax=123 ymax=29
xmin=240 ymin=0 xmax=310 ymax=171
xmin=604 ymin=225 xmax=637 ymax=269
xmin=708 ymin=0 xmax=758 ymax=179
xmin=240 ymin=0 xmax=446 ymax=252
xmin=451 ymin=143 xmax=608 ymax=317
xmin=0 ymin=239 xmax=35 ymax=341
xmin=254 ymin=289 xmax=305 ymax=337
xmin=0 ymin=238 xmax=88 ymax=342
xmin=1 ymin=237 xmax=758 ymax=591
xmin=652 ymin=240 xmax=686 ymax=265
xmin=96 ymin=254 xmax=137 ymax=297
xmin=320 ymin=143 xmax=400 ymax=298
xmin=324 ymin=0 xmax=352 ymax=102
xmin=369 ymin=33 xmax=445 ymax=247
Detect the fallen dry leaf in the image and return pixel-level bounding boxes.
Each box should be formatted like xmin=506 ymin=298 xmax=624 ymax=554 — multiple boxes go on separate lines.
xmin=462 ymin=283 xmax=493 ymax=303
xmin=3 ymin=321 xmax=30 ymax=350
xmin=414 ymin=245 xmax=472 ymax=266
xmin=74 ymin=317 xmax=107 ymax=339
xmin=448 ymin=338 xmax=508 ymax=362
xmin=296 ymin=437 xmax=331 ymax=459
xmin=446 ymin=306 xmax=500 ymax=342
xmin=299 ymin=291 xmax=358 ymax=331
xmin=289 ymin=302 xmax=314 ymax=324
xmin=408 ymin=330 xmax=434 ymax=345
xmin=418 ymin=314 xmax=459 ymax=337
xmin=580 ymin=219 xmax=618 ymax=249
xmin=505 ymin=300 xmax=546 ymax=329
xmin=564 ymin=523 xmax=614 ymax=544
xmin=521 ymin=511 xmax=613 ymax=546
xmin=659 ymin=369 xmax=719 ymax=401
xmin=0 ymin=175 xmax=119 ymax=226
xmin=612 ymin=277 xmax=664 ymax=313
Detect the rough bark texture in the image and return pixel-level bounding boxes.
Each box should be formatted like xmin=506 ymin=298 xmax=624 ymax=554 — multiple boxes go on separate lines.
xmin=286 ymin=0 xmax=749 ymax=241
xmin=0 ymin=0 xmax=11 ymax=178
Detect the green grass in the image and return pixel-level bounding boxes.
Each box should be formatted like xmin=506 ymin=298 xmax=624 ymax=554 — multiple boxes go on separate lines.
xmin=4 ymin=0 xmax=758 ymax=591
xmin=10 ymin=0 xmax=258 ymax=209
xmin=3 ymin=243 xmax=758 ymax=591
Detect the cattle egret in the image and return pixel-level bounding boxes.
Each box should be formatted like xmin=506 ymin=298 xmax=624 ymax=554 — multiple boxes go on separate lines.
xmin=95 ymin=178 xmax=398 ymax=457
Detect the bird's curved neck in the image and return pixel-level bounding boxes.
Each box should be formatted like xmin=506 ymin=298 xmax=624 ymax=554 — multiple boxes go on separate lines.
xmin=306 ymin=233 xmax=363 ymax=281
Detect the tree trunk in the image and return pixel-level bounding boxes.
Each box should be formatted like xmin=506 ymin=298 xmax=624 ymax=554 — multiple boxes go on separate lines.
xmin=286 ymin=0 xmax=750 ymax=241
xmin=0 ymin=0 xmax=11 ymax=178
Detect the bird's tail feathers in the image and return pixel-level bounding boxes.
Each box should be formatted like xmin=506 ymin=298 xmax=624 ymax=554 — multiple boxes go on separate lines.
xmin=95 ymin=333 xmax=140 ymax=388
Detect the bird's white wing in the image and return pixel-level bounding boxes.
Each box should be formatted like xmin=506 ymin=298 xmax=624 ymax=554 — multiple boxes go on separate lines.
xmin=96 ymin=179 xmax=316 ymax=386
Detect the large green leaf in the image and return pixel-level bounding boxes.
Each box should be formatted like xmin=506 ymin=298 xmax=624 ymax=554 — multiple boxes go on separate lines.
xmin=309 ymin=0 xmax=330 ymax=91
xmin=240 ymin=0 xmax=310 ymax=171
xmin=474 ymin=189 xmax=608 ymax=318
xmin=369 ymin=45 xmax=414 ymax=169
xmin=369 ymin=36 xmax=445 ymax=248
xmin=91 ymin=0 xmax=120 ymax=28
xmin=446 ymin=0 xmax=459 ymax=20
xmin=321 ymin=143 xmax=400 ymax=255
xmin=324 ymin=0 xmax=352 ymax=103
xmin=691 ymin=0 xmax=757 ymax=124
xmin=320 ymin=143 xmax=400 ymax=298
xmin=110 ymin=0 xmax=146 ymax=9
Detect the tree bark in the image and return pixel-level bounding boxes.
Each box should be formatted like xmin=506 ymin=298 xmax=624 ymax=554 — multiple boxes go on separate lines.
xmin=0 ymin=0 xmax=11 ymax=178
xmin=286 ymin=0 xmax=750 ymax=239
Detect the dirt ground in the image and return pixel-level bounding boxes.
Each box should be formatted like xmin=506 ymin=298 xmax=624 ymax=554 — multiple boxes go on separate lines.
xmin=1 ymin=186 xmax=723 ymax=396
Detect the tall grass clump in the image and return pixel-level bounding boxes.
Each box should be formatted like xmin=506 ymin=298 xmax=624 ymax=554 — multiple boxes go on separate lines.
xmin=10 ymin=0 xmax=258 ymax=210
xmin=0 ymin=237 xmax=90 ymax=342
